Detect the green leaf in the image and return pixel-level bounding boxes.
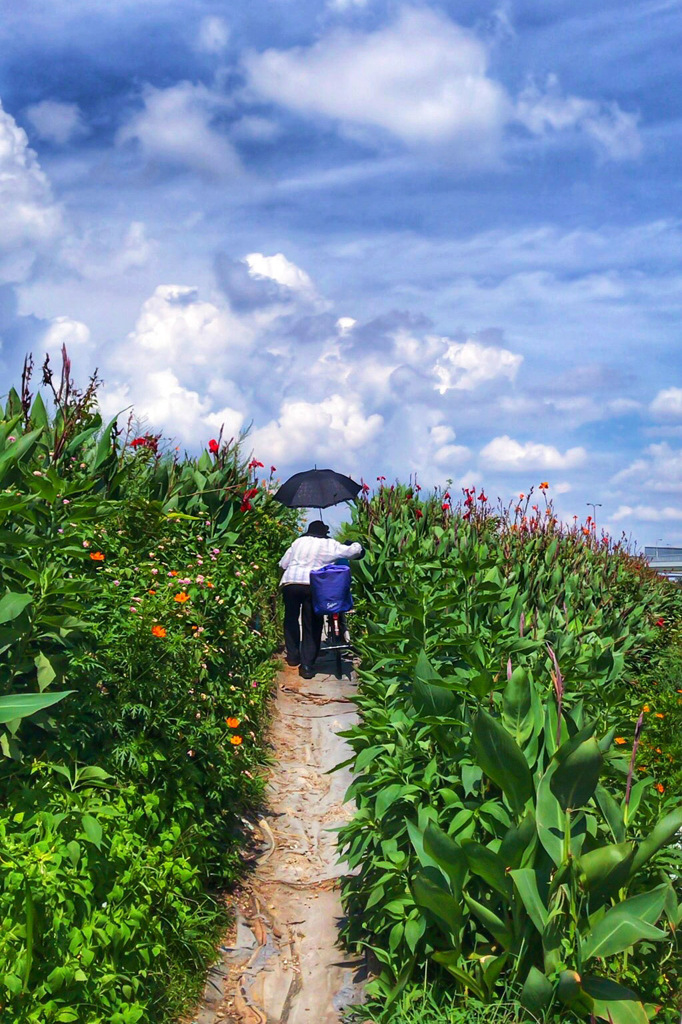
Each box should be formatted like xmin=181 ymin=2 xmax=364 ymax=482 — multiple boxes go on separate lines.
xmin=93 ymin=414 xmax=121 ymax=470
xmin=499 ymin=811 xmax=536 ymax=869
xmin=595 ymin=784 xmax=625 ymax=843
xmin=462 ymin=840 xmax=512 ymax=898
xmin=472 ymin=708 xmax=533 ymax=814
xmin=581 ymin=975 xmax=649 ymax=1024
xmin=551 ymin=732 xmax=602 ymax=811
xmin=34 ymin=652 xmax=56 ymax=692
xmin=582 ymin=884 xmax=668 ymax=960
xmin=519 ymin=966 xmax=553 ymax=1015
xmin=81 ymin=814 xmax=103 ymax=849
xmin=510 ymin=868 xmax=548 ymax=934
xmin=631 ymin=805 xmax=682 ymax=873
xmin=536 ymin=763 xmax=564 ymax=867
xmin=501 ymin=666 xmax=533 ymax=743
xmin=411 ymin=871 xmax=462 ymax=942
xmin=422 ymin=822 xmax=467 ymax=895
xmin=578 ymin=842 xmax=635 ymax=895
xmin=0 ymin=591 xmax=32 ymax=624
xmin=0 ymin=690 xmax=74 ymax=725
xmin=412 ymin=650 xmax=459 ymax=717
xmin=463 ymin=892 xmax=514 ymax=950
xmin=431 ymin=953 xmax=486 ymax=1001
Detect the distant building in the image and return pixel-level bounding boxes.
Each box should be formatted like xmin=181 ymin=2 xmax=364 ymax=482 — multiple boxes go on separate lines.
xmin=644 ymin=546 xmax=682 ymax=580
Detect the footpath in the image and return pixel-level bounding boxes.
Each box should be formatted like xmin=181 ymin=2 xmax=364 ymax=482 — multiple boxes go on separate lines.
xmin=192 ymin=653 xmax=366 ymax=1024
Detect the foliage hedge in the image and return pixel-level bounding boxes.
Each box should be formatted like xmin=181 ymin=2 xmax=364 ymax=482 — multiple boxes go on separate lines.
xmin=341 ymin=482 xmax=682 ymax=1023
xmin=0 ymin=355 xmax=298 ymax=1022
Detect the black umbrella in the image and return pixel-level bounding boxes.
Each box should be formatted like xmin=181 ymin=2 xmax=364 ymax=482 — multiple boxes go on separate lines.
xmin=273 ymin=468 xmax=362 ymax=509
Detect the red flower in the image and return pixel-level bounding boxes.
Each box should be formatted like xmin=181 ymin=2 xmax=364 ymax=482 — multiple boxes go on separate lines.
xmin=130 ymin=434 xmax=159 ymax=452
xmin=243 ymin=487 xmax=259 ymax=501
xmin=463 ymin=511 xmax=471 ymax=520
xmin=270 ymin=465 xmax=277 ymax=474
xmin=249 ymin=458 xmax=264 ymax=470
xmin=208 ymin=439 xmax=219 ymax=454
xmin=655 ymin=618 xmax=665 ymax=627
xmin=442 ymin=503 xmax=450 ymax=512
xmin=478 ymin=491 xmax=487 ymax=502
xmin=443 ymin=492 xmax=451 ymax=501
xmin=361 ymin=482 xmax=370 ymax=493
xmin=240 ymin=500 xmax=252 ymax=512
xmin=415 ymin=509 xmax=423 ymax=519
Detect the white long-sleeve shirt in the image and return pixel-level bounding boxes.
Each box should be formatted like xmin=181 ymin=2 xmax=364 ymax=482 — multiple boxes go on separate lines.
xmin=279 ymin=536 xmax=363 ymax=586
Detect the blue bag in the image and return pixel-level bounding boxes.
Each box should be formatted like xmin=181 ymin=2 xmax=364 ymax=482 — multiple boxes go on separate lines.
xmin=309 ymin=563 xmax=353 ymax=615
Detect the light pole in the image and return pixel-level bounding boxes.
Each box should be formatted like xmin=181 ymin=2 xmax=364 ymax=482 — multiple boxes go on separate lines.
xmin=586 ymin=502 xmax=602 ymax=527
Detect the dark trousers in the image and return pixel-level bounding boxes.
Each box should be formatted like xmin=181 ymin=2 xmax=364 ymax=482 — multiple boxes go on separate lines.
xmin=282 ymin=584 xmax=323 ymax=669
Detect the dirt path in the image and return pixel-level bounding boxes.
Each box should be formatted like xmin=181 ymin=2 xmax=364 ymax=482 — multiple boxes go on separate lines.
xmin=192 ymin=654 xmax=366 ymax=1024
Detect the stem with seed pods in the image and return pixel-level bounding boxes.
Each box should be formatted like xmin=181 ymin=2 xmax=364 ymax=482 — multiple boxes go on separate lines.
xmin=625 ymin=709 xmax=645 ymax=823
xmin=547 ymin=644 xmax=564 ymax=747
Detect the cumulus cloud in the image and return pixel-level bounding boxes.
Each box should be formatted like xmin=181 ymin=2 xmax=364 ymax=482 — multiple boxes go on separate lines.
xmin=650 ymin=387 xmax=682 ymax=420
xmin=516 ymin=76 xmax=641 ymax=161
xmin=0 ymin=99 xmax=63 ymax=281
xmin=244 ymin=7 xmax=509 ymax=152
xmin=245 ymin=252 xmax=317 ymax=298
xmin=43 ymin=316 xmax=91 ymax=354
xmin=251 ymin=394 xmax=383 ymax=463
xmin=116 ymin=82 xmax=240 ymax=176
xmin=480 ymin=435 xmax=587 ymax=471
xmin=433 ymin=337 xmax=522 ymax=393
xmin=25 ymin=100 xmax=87 ymax=145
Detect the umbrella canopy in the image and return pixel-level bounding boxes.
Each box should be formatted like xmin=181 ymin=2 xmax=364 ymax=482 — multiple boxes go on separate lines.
xmin=273 ymin=468 xmax=362 ymax=509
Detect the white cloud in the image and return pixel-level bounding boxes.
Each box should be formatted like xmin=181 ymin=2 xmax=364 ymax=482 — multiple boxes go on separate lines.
xmin=433 ymin=337 xmax=522 ymax=393
xmin=196 ymin=16 xmax=230 ymax=54
xmin=251 ymin=394 xmax=383 ymax=463
xmin=611 ymin=442 xmax=682 ymax=494
xmin=43 ymin=316 xmax=91 ymax=354
xmin=480 ymin=435 xmax=587 ymax=471
xmin=650 ymin=387 xmax=682 ymax=420
xmin=0 ymin=98 xmax=63 ymax=281
xmin=116 ymin=82 xmax=240 ymax=176
xmin=25 ymin=100 xmax=86 ymax=145
xmin=516 ymin=76 xmax=641 ymax=161
xmin=611 ymin=504 xmax=682 ymax=523
xmin=245 ymin=252 xmax=316 ymax=297
xmin=244 ymin=8 xmax=509 ymax=151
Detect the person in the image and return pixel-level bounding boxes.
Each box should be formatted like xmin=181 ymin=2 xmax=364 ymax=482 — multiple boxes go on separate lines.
xmin=279 ymin=520 xmax=364 ymax=678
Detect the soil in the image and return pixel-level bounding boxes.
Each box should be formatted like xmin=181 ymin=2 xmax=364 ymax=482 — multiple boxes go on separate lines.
xmin=189 ymin=651 xmax=367 ymax=1024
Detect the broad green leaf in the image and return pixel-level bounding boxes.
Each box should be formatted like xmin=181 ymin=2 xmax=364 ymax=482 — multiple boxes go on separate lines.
xmin=462 ymin=840 xmax=512 ymax=898
xmin=92 ymin=415 xmax=121 ymax=470
xmin=631 ymin=805 xmax=682 ymax=873
xmin=472 ymin=708 xmax=533 ymax=815
xmin=422 ymin=822 xmax=466 ymax=894
xmin=34 ymin=652 xmax=56 ymax=692
xmin=0 ymin=690 xmax=74 ymax=725
xmin=582 ymin=884 xmax=668 ymax=960
xmin=536 ymin=762 xmax=564 ymax=866
xmin=581 ymin=975 xmax=649 ymax=1024
xmin=410 ymin=871 xmax=462 ymax=941
xmin=0 ymin=591 xmax=32 ymax=624
xmin=81 ymin=814 xmax=103 ymax=849
xmin=510 ymin=868 xmax=548 ymax=934
xmin=595 ymin=784 xmax=625 ymax=843
xmin=551 ymin=733 xmax=602 ymax=811
xmin=519 ymin=966 xmax=553 ymax=1015
xmin=412 ymin=649 xmax=458 ymax=717
xmin=501 ymin=666 xmax=533 ymax=743
xmin=578 ymin=842 xmax=635 ymax=895
xmin=431 ymin=953 xmax=486 ymax=1001
xmin=499 ymin=811 xmax=536 ymax=869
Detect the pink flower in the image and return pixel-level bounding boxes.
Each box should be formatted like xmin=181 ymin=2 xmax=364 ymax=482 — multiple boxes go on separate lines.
xmin=151 ymin=568 xmax=159 ymax=575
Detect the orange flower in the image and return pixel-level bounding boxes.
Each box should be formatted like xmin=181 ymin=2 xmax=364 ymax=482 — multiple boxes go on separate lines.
xmin=169 ymin=570 xmax=179 ymax=577
xmin=151 ymin=625 xmax=167 ymax=638
xmin=90 ymin=551 xmax=105 ymax=561
xmin=614 ymin=737 xmax=627 ymax=745
xmin=174 ymin=592 xmax=190 ymax=603
xmin=643 ymin=705 xmax=651 ymax=713
xmin=148 ymin=589 xmax=156 ymax=595
xmin=226 ymin=717 xmax=240 ymax=728
xmin=539 ymin=481 xmax=549 ymax=490
xmin=654 ymin=712 xmax=665 ymax=719
xmin=655 ymin=747 xmax=662 ymax=753
xmin=206 ymin=582 xmax=214 ymax=588
xmin=656 ymin=783 xmax=665 ymax=794
xmin=230 ymin=735 xmax=243 ymax=745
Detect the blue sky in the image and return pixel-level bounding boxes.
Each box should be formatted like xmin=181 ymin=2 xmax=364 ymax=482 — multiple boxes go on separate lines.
xmin=1 ymin=0 xmax=681 ymax=544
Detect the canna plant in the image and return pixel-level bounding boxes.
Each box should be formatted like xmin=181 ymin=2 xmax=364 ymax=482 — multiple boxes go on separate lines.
xmin=406 ymin=654 xmax=682 ymax=1023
